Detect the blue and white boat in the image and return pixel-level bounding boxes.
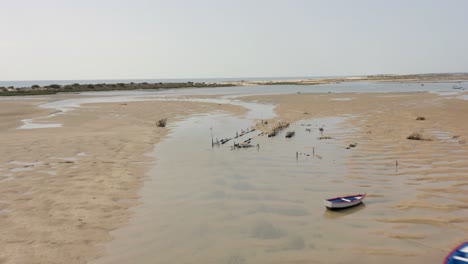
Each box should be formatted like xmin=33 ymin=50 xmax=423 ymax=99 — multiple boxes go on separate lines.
xmin=445 ymin=242 xmax=468 ymax=264
xmin=324 ymin=193 xmax=366 ymax=209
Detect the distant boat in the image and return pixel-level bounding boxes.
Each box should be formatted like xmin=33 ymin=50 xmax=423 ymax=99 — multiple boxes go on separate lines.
xmin=453 ymin=85 xmax=463 ymax=89
xmin=444 ymin=241 xmax=468 ymax=264
xmin=324 ymin=193 xmax=366 ymax=209
xmin=285 ymin=131 xmax=295 ymax=138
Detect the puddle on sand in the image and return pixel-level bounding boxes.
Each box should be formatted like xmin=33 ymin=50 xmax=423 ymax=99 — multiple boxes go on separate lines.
xmin=17 ymin=95 xmax=276 ymax=129
xmin=330 ymin=97 xmax=354 ymax=101
xmin=8 ymin=161 xmax=43 ymax=166
xmin=19 ymin=109 xmax=64 ymax=129
xmin=10 ymin=167 xmax=34 ymax=172
xmin=16 ymin=81 xmax=467 ymax=129
xmin=19 ymin=119 xmax=62 ymax=129
xmin=93 ymin=115 xmax=393 ymax=264
xmin=427 ymin=129 xmax=463 ymax=144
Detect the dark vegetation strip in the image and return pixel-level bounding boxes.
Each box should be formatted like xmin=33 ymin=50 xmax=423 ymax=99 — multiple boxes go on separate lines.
xmin=0 ymin=82 xmax=237 ymax=96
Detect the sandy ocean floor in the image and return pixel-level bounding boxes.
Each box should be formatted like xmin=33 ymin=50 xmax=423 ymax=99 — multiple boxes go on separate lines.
xmin=0 ymin=89 xmax=467 ymax=263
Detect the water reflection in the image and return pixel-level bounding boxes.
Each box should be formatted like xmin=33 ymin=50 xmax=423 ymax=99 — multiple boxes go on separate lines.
xmin=92 ymin=103 xmax=464 ymax=264
xmin=94 ymin=116 xmax=356 ymax=264
xmin=322 ymin=203 xmax=367 ymax=219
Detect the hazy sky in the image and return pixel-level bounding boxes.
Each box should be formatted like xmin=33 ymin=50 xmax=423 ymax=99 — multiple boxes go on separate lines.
xmin=1 ymin=0 xmax=468 ymax=80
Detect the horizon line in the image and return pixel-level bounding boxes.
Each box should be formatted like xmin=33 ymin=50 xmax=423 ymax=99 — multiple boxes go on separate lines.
xmin=1 ymin=71 xmax=468 ymax=83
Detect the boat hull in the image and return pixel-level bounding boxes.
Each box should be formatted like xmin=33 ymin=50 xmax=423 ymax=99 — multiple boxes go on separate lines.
xmin=444 ymin=242 xmax=468 ymax=264
xmin=324 ymin=194 xmax=366 ymax=209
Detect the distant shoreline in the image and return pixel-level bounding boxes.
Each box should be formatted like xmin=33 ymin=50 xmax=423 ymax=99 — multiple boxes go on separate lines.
xmin=0 ymin=82 xmax=236 ymax=96
xmin=1 ymin=73 xmax=467 ymax=96
xmin=235 ymin=73 xmax=468 ymax=86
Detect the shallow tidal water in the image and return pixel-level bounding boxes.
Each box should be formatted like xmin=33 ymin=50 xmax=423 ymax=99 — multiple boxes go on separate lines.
xmin=5 ymin=81 xmax=465 ymax=263
xmin=12 ymin=80 xmax=467 ymax=129
xmin=93 ymin=109 xmax=449 ymax=264
xmin=94 ymin=114 xmax=346 ymax=264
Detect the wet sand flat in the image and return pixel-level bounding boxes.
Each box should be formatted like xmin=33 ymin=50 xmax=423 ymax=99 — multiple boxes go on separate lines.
xmin=0 ymin=95 xmax=245 ymax=264
xmin=0 ymin=89 xmax=467 ymax=264
xmin=247 ymin=92 xmax=468 ymax=262
xmin=96 ymin=91 xmax=467 ymax=264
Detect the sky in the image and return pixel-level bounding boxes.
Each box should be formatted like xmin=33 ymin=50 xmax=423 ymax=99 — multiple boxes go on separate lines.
xmin=1 ymin=0 xmax=468 ymax=80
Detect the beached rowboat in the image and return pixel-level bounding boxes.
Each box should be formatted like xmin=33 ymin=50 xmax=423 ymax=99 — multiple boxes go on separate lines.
xmin=324 ymin=193 xmax=366 ymax=209
xmin=445 ymin=241 xmax=468 ymax=264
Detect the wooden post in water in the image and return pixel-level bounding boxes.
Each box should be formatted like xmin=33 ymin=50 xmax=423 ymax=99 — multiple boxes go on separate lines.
xmin=211 ymin=127 xmax=214 ymax=148
xmin=396 ymin=160 xmax=398 ymax=172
